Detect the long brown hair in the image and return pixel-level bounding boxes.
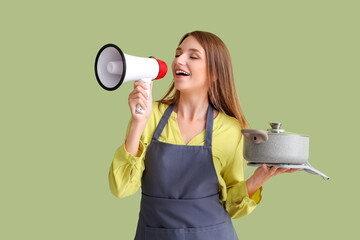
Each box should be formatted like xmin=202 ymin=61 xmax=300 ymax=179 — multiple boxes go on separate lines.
xmin=158 ymin=31 xmax=249 ymax=130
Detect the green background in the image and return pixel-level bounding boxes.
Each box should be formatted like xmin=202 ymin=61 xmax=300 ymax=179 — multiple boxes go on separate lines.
xmin=1 ymin=0 xmax=358 ymax=239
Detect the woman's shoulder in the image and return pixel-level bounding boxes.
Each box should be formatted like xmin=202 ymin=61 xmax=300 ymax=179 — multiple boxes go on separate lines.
xmin=152 ymin=101 xmax=169 ymax=112
xmin=212 ymin=112 xmax=244 ymax=166
xmin=215 ymin=111 xmax=242 ymax=133
xmin=152 ymin=101 xmax=170 ymax=114
xmin=142 ymin=101 xmax=170 ymax=137
xmin=213 ymin=112 xmax=243 ymax=145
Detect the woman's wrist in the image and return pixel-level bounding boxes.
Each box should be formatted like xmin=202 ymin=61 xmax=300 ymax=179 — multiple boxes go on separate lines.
xmin=125 ymin=119 xmax=147 ymax=157
xmin=246 ymin=177 xmax=262 ymax=199
xmin=130 ymin=118 xmax=148 ymax=127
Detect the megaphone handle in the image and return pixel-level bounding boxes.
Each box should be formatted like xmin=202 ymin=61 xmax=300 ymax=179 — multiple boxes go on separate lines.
xmin=135 ymin=78 xmax=152 ymax=114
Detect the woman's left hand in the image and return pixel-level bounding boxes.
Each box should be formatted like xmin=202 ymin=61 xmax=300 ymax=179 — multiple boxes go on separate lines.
xmin=246 ymin=163 xmax=300 ymax=198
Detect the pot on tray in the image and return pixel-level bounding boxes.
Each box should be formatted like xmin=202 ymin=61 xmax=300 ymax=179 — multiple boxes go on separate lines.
xmin=241 ymin=122 xmax=330 ymax=181
xmin=241 ymin=122 xmax=309 ymax=164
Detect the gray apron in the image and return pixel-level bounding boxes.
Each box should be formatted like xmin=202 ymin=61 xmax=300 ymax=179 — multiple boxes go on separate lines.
xmin=134 ymin=104 xmax=238 ymax=240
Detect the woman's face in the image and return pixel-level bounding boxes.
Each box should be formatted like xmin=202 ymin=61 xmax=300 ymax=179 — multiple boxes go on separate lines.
xmin=171 ymin=36 xmax=208 ymax=94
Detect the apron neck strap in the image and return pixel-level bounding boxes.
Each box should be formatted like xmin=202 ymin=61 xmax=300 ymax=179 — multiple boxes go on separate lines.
xmin=152 ymin=104 xmax=175 ymax=141
xmin=204 ymin=104 xmax=214 ymax=148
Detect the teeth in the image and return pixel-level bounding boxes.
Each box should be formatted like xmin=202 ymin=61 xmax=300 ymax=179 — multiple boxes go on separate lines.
xmin=176 ymin=70 xmax=190 ymax=76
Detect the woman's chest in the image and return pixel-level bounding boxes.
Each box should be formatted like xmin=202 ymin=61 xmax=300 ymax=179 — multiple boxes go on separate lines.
xmin=176 ymin=118 xmax=206 ymax=145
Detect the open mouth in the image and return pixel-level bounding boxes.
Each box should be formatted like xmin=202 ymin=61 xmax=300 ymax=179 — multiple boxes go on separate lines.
xmin=176 ymin=70 xmax=190 ymax=76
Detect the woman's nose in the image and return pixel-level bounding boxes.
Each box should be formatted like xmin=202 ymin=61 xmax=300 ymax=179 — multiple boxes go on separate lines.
xmin=175 ymin=54 xmax=186 ymax=65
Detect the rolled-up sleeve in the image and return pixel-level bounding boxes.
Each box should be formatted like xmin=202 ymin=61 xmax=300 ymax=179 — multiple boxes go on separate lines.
xmin=108 ymin=141 xmax=146 ymax=198
xmin=226 ymin=180 xmax=262 ymax=219
xmin=223 ymin=136 xmax=263 ymax=219
xmin=108 ymin=119 xmax=148 ymax=198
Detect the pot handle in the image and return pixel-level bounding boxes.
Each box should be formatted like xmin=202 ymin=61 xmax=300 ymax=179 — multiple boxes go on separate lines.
xmin=241 ymin=129 xmax=269 ymax=144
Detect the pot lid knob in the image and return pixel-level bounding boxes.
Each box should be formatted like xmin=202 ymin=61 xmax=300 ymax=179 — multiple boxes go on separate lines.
xmin=268 ymin=122 xmax=285 ymax=133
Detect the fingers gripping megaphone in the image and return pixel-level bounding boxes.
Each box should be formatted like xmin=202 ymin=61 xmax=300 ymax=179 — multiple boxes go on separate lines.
xmin=94 ymin=44 xmax=168 ymax=114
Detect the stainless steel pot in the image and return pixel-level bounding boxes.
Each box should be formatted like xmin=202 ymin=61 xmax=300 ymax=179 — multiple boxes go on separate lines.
xmin=241 ymin=122 xmax=309 ymax=164
xmin=241 ymin=122 xmax=330 ymax=181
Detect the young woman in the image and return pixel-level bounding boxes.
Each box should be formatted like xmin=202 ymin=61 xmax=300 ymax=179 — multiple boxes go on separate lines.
xmin=109 ymin=31 xmax=298 ymax=240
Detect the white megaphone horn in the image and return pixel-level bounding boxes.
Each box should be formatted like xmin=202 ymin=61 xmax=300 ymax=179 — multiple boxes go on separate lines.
xmin=94 ymin=43 xmax=168 ymax=114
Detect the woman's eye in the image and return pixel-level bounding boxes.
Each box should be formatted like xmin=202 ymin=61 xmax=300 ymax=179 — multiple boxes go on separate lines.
xmin=190 ymin=56 xmax=199 ymax=59
xmin=175 ymin=54 xmax=180 ymax=58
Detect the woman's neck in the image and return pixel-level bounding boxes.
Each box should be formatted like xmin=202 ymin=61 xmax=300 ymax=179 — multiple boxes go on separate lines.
xmin=175 ymin=92 xmax=209 ymax=121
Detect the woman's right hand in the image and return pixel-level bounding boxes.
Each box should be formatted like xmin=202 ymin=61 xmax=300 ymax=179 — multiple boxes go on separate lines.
xmin=128 ymin=80 xmax=153 ymax=123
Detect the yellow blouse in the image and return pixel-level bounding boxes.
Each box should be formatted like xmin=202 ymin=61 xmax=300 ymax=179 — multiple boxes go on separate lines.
xmin=109 ymin=101 xmax=262 ymax=219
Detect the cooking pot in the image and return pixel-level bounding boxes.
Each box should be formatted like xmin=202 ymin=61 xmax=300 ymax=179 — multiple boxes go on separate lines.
xmin=241 ymin=122 xmax=308 ymax=164
xmin=241 ymin=122 xmax=330 ymax=181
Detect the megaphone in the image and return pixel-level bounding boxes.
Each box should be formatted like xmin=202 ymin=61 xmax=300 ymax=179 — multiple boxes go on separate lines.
xmin=94 ymin=43 xmax=168 ymax=114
